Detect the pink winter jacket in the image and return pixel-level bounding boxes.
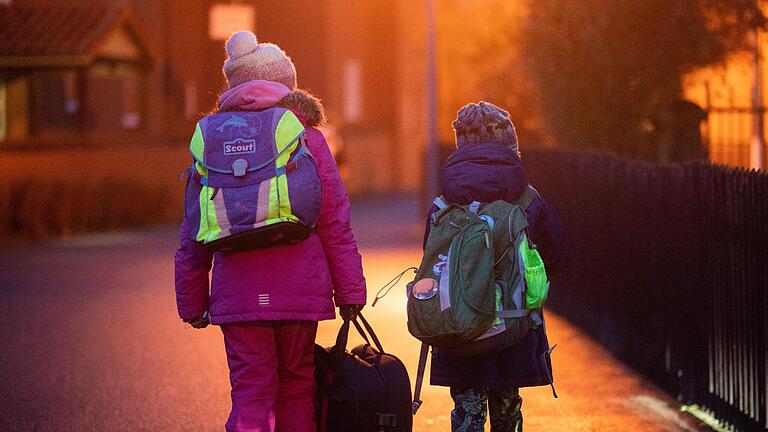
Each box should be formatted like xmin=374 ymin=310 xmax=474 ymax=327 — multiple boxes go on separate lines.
xmin=174 ymin=81 xmax=366 ymax=324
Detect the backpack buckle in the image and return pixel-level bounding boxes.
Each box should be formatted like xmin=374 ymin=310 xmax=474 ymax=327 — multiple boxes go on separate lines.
xmin=412 ymin=400 xmax=423 ymax=415
xmin=232 ymin=159 xmax=248 ymax=177
xmin=377 ymin=413 xmax=397 ymax=427
xmin=469 ymin=201 xmax=481 ymax=214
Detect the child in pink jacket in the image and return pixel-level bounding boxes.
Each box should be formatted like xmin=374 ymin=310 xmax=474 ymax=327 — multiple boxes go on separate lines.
xmin=174 ymin=31 xmax=367 ymax=432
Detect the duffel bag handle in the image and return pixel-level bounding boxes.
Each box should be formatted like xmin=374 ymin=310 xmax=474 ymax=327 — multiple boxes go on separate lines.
xmin=332 ymin=312 xmax=386 ymax=362
xmin=351 ymin=320 xmax=372 ymax=346
xmin=332 ymin=320 xmax=351 ymax=362
xmin=355 ymin=313 xmax=385 ymax=354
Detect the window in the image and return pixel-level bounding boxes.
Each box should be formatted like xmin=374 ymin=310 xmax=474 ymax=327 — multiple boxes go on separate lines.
xmin=87 ymin=63 xmax=143 ymax=131
xmin=1 ymin=75 xmax=30 ymax=141
xmin=30 ymin=70 xmax=79 ymax=134
xmin=121 ymin=74 xmax=140 ymax=129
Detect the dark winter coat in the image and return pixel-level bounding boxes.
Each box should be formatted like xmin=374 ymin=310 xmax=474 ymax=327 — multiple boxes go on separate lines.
xmin=424 ymin=143 xmax=570 ymax=389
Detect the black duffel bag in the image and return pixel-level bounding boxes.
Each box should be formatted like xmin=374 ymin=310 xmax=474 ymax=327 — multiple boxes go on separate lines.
xmin=315 ymin=313 xmax=413 ymax=432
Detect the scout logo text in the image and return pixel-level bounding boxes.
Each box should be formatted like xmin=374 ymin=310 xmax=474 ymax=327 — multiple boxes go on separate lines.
xmin=224 ymin=138 xmax=257 ymax=155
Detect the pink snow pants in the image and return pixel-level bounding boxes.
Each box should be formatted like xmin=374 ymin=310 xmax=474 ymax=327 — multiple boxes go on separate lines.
xmin=221 ymin=320 xmax=318 ymax=432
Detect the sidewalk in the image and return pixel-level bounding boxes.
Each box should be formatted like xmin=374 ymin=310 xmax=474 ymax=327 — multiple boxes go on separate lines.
xmin=0 ymin=196 xmax=712 ymax=430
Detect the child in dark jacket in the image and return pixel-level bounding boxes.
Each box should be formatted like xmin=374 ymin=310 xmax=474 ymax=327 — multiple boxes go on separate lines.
xmin=424 ymin=101 xmax=569 ymax=432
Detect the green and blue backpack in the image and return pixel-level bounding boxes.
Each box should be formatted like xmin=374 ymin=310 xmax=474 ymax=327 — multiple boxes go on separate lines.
xmin=407 ymin=186 xmax=549 ymax=355
xmin=409 ymin=186 xmax=552 ymax=414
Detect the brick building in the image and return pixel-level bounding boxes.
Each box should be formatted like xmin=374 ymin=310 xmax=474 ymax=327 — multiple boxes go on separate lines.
xmin=0 ymin=0 xmax=429 ymax=194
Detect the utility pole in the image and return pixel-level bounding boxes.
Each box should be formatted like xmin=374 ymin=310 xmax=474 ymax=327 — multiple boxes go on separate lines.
xmin=751 ymin=28 xmax=765 ymax=171
xmin=424 ymin=0 xmax=440 ymax=208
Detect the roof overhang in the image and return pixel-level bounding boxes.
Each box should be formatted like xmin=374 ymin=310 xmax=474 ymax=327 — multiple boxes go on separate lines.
xmin=0 ymin=3 xmax=160 ymax=70
xmin=0 ymin=55 xmax=91 ymax=68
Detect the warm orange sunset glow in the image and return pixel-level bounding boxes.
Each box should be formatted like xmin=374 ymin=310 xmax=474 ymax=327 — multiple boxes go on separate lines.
xmin=1 ymin=1 xmax=766 ymax=432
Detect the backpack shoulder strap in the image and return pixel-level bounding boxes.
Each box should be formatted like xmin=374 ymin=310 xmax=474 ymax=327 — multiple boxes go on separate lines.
xmin=433 ymin=196 xmax=449 ymax=209
xmin=513 ymin=185 xmax=540 ymax=210
xmin=412 ymin=342 xmax=429 ymax=415
xmin=431 ymin=197 xmax=467 ymax=225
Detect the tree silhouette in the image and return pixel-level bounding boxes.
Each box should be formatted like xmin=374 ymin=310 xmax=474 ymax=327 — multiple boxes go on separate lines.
xmin=520 ymin=0 xmax=766 ymax=160
xmin=437 ymin=1 xmax=547 ymax=148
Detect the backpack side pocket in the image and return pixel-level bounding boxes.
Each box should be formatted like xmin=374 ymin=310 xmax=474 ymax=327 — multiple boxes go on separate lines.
xmin=520 ymin=234 xmax=549 ymax=309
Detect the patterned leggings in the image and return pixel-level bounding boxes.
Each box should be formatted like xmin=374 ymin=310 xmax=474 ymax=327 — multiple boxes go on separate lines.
xmin=450 ymin=387 xmax=522 ymax=432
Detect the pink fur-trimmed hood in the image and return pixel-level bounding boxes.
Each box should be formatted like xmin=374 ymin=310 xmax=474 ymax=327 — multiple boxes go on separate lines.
xmin=218 ymin=80 xmax=327 ymax=127
xmin=219 ymin=80 xmax=292 ymax=112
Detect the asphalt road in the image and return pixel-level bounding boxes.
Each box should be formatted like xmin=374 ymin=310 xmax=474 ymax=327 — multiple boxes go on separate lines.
xmin=0 ymin=196 xmax=708 ymax=431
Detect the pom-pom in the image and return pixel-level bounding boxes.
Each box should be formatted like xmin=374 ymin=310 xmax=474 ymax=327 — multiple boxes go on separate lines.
xmin=225 ymin=31 xmax=258 ymax=60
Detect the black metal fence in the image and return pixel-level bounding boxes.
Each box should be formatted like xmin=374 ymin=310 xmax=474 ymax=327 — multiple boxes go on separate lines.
xmin=524 ymin=150 xmax=768 ymax=431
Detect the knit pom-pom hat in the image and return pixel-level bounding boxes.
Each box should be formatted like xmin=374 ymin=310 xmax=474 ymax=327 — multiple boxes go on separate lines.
xmin=222 ymin=31 xmax=297 ymax=90
xmin=452 ymin=101 xmax=518 ymax=153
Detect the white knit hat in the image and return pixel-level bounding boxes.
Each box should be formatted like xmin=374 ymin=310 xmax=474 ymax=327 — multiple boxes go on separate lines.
xmin=222 ymin=31 xmax=297 ymax=89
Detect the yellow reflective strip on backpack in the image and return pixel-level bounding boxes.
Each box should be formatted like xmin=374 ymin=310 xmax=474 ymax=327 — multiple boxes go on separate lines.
xmin=273 ymin=111 xmax=304 ymax=218
xmin=197 ymin=185 xmax=221 ymax=242
xmin=189 ymin=122 xmax=208 ymax=177
xmin=195 ymin=161 xmax=208 ymax=177
xmin=267 ymin=176 xmax=280 ymax=222
xmin=274 ymin=110 xmax=304 ymax=159
xmin=190 ymin=122 xmax=205 ymax=162
xmin=277 ymin=174 xmax=296 ymax=220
